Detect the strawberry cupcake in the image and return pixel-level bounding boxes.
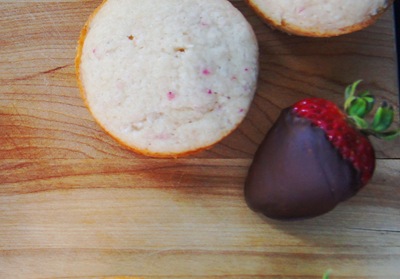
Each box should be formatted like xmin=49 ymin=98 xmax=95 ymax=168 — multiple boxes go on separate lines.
xmin=76 ymin=0 xmax=259 ymax=157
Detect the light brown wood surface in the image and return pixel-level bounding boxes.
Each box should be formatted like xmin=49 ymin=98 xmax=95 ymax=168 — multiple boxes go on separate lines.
xmin=1 ymin=1 xmax=399 ymax=278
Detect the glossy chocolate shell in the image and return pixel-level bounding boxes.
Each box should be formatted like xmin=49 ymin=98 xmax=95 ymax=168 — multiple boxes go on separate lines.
xmin=244 ymin=108 xmax=362 ymax=219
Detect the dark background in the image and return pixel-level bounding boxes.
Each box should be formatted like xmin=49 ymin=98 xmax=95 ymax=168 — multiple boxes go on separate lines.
xmin=395 ymin=0 xmax=400 ymax=105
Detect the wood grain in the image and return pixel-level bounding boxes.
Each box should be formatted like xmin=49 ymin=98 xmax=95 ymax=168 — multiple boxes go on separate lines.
xmin=0 ymin=159 xmax=399 ymax=278
xmin=0 ymin=1 xmax=399 ymax=278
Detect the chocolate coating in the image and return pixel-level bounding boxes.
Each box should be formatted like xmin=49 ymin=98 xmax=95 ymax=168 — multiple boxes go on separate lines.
xmin=245 ymin=108 xmax=362 ymax=220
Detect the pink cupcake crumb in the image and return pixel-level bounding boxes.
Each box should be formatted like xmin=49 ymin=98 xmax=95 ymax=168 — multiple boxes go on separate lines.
xmin=167 ymin=91 xmax=176 ymax=100
xmin=202 ymin=69 xmax=211 ymax=75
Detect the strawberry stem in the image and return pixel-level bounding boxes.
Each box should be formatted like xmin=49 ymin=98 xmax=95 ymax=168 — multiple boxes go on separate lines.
xmin=344 ymin=80 xmax=400 ymax=140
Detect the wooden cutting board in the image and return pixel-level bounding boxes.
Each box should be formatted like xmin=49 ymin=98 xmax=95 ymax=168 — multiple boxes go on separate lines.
xmin=1 ymin=1 xmax=399 ymax=278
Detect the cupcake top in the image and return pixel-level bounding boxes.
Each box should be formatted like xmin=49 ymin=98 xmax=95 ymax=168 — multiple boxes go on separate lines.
xmin=246 ymin=0 xmax=392 ymax=37
xmin=76 ymin=0 xmax=259 ymax=157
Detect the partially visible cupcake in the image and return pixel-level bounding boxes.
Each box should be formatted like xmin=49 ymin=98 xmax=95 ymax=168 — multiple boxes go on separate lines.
xmin=246 ymin=0 xmax=394 ymax=37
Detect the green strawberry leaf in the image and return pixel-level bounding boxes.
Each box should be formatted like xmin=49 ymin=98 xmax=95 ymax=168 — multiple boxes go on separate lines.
xmin=343 ymin=81 xmax=399 ymax=140
xmin=372 ymin=102 xmax=394 ymax=132
xmin=348 ymin=98 xmax=368 ymax=118
xmin=344 ymin=80 xmax=376 ymax=118
xmin=360 ymin=90 xmax=372 ymax=97
xmin=373 ymin=129 xmax=400 ymax=140
xmin=345 ymin=79 xmax=362 ymax=99
xmin=359 ymin=91 xmax=375 ymax=115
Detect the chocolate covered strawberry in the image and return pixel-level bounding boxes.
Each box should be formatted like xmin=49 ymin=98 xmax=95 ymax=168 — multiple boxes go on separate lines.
xmin=245 ymin=81 xmax=399 ymax=219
